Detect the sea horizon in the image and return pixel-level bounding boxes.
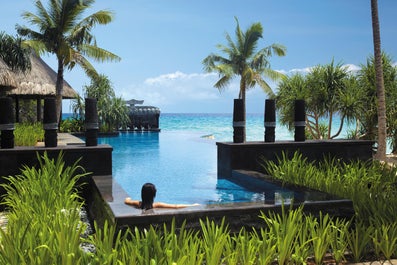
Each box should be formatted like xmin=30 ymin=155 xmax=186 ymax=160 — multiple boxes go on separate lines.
xmin=63 ymin=112 xmax=352 ymax=142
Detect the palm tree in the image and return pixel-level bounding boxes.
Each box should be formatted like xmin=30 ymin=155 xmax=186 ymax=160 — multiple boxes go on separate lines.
xmin=16 ymin=0 xmax=120 ymax=123
xmin=0 ymin=32 xmax=31 ymax=72
xmin=203 ymin=17 xmax=286 ymax=142
xmin=371 ymin=0 xmax=387 ymax=160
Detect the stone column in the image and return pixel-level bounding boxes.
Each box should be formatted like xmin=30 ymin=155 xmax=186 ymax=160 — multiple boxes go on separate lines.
xmin=294 ymin=99 xmax=306 ymax=142
xmin=0 ymin=97 xmax=15 ymax=148
xmin=264 ymin=99 xmax=276 ymax=142
xmin=233 ymin=99 xmax=245 ymax=143
xmin=43 ymin=98 xmax=58 ymax=147
xmin=85 ymin=98 xmax=99 ymax=146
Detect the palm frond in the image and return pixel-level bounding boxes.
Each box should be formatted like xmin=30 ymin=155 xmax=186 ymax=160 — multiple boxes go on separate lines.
xmin=78 ymin=43 xmax=121 ymax=62
xmin=214 ymin=74 xmax=233 ymax=92
xmin=242 ymin=22 xmax=263 ymax=58
xmin=71 ymin=52 xmax=98 ymax=79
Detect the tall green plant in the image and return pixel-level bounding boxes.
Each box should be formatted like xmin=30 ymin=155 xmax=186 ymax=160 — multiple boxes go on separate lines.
xmin=0 ymin=152 xmax=91 ymax=264
xmin=83 ymin=74 xmax=130 ymax=132
xmin=260 ymin=205 xmax=306 ymax=265
xmin=17 ymin=0 xmax=121 ymax=123
xmin=203 ymin=17 xmax=286 ymax=142
xmin=200 ymin=218 xmax=230 ymax=265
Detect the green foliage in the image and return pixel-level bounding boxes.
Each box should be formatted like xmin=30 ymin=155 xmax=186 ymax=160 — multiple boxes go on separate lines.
xmin=0 ymin=31 xmax=31 ymax=73
xmin=261 ymin=151 xmax=397 ymax=262
xmin=276 ymin=60 xmax=366 ymax=140
xmin=203 ymin=17 xmax=286 ymax=142
xmin=0 ymin=152 xmax=90 ymax=264
xmin=82 ymin=74 xmax=130 ymax=132
xmin=60 ymin=117 xmax=84 ymax=133
xmin=357 ymin=52 xmax=397 ymax=152
xmin=14 ymin=122 xmax=44 ymax=146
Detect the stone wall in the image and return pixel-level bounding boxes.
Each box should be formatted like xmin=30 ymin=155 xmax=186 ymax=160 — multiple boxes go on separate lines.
xmin=217 ymin=140 xmax=374 ymax=179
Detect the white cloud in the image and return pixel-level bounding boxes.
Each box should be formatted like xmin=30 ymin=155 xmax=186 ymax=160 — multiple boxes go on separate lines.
xmin=343 ymin=64 xmax=361 ymax=73
xmin=119 ymin=71 xmax=242 ymax=113
xmin=115 ymin=62 xmax=367 ymax=113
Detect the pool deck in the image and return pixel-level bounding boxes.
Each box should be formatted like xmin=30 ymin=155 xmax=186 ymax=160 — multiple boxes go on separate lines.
xmin=34 ymin=133 xmax=85 ymax=146
xmin=91 ymin=171 xmax=355 ymax=232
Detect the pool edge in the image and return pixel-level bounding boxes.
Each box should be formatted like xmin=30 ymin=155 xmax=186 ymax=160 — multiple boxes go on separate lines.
xmin=89 ymin=175 xmax=355 ymax=232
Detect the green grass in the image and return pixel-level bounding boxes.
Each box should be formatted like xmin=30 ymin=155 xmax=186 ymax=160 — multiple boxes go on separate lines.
xmin=14 ymin=123 xmax=44 ymax=146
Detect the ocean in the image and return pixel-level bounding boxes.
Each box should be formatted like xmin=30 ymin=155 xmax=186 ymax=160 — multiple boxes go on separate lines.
xmin=64 ymin=112 xmax=351 ymax=141
xmin=159 ymin=113 xmax=293 ymax=142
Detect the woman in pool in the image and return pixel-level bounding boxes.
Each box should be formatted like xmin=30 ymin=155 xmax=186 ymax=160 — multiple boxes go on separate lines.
xmin=124 ymin=182 xmax=199 ymax=210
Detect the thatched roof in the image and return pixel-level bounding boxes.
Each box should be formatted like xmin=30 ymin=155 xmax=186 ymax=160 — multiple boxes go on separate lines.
xmin=0 ymin=59 xmax=18 ymax=90
xmin=6 ymin=53 xmax=78 ymax=99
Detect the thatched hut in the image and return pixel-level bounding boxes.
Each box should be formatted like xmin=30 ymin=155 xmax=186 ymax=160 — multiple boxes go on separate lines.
xmin=0 ymin=59 xmax=17 ymax=91
xmin=5 ymin=53 xmax=78 ymax=122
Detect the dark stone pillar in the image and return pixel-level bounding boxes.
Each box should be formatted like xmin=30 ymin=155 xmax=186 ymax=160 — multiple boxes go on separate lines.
xmin=294 ymin=99 xmax=306 ymax=142
xmin=233 ymin=99 xmax=245 ymax=143
xmin=0 ymin=97 xmax=15 ymax=148
xmin=15 ymin=97 xmax=19 ymax=123
xmin=264 ymin=99 xmax=276 ymax=142
xmin=43 ymin=98 xmax=58 ymax=147
xmin=37 ymin=98 xmax=41 ymax=122
xmin=85 ymin=98 xmax=99 ymax=146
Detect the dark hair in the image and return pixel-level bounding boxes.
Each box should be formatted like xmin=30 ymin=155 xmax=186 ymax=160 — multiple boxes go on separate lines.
xmin=141 ymin=183 xmax=157 ymax=210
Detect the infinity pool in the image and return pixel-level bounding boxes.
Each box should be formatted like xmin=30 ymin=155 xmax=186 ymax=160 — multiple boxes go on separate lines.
xmin=97 ymin=131 xmax=277 ymax=205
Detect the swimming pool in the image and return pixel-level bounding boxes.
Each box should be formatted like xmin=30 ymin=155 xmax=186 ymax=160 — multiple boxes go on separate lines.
xmin=97 ymin=131 xmax=282 ymax=205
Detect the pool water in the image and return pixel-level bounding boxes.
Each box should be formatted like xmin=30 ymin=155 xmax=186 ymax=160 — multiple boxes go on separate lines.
xmin=98 ymin=131 xmax=274 ymax=205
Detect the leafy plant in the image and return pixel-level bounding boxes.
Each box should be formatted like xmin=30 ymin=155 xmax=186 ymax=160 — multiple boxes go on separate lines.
xmin=200 ymin=218 xmax=230 ymax=265
xmin=260 ymin=205 xmax=306 ymax=265
xmin=0 ymin=152 xmax=91 ymax=264
xmin=344 ymin=221 xmax=374 ymax=263
xmin=309 ymin=213 xmax=333 ymax=265
xmin=14 ymin=122 xmax=44 ymax=146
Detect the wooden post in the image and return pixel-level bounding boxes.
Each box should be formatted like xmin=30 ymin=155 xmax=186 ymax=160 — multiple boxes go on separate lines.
xmin=264 ymin=99 xmax=276 ymax=142
xmin=233 ymin=99 xmax=245 ymax=143
xmin=43 ymin=98 xmax=58 ymax=147
xmin=85 ymin=98 xmax=99 ymax=146
xmin=294 ymin=99 xmax=306 ymax=142
xmin=0 ymin=97 xmax=15 ymax=148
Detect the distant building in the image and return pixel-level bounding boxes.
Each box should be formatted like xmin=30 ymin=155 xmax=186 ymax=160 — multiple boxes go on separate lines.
xmin=126 ymin=99 xmax=160 ymax=131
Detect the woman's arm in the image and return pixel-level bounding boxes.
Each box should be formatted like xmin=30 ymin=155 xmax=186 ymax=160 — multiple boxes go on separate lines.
xmin=124 ymin=197 xmax=141 ymax=208
xmin=153 ymin=202 xmax=200 ymax=209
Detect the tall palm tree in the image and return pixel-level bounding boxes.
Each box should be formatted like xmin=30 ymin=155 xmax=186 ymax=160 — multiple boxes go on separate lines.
xmin=203 ymin=17 xmax=286 ymax=142
xmin=371 ymin=0 xmax=387 ymax=160
xmin=17 ymin=0 xmax=121 ymax=123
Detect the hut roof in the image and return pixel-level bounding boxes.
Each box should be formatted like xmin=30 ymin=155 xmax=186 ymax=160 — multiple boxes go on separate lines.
xmin=0 ymin=59 xmax=18 ymax=90
xmin=6 ymin=53 xmax=78 ymax=99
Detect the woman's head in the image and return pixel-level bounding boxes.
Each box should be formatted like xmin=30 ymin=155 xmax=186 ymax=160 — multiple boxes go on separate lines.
xmin=141 ymin=183 xmax=157 ymax=210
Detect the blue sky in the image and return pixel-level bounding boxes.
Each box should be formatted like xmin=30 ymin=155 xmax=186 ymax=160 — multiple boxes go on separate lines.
xmin=2 ymin=1 xmax=397 ymax=113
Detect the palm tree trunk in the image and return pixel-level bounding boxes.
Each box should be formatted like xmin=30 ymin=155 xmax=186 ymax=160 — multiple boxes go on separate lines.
xmin=371 ymin=0 xmax=387 ymax=160
xmin=56 ymin=58 xmax=64 ymax=125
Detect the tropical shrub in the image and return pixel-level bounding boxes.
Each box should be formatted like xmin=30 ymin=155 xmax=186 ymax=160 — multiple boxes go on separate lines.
xmin=82 ymin=74 xmax=130 ymax=132
xmin=60 ymin=117 xmax=84 ymax=133
xmin=14 ymin=122 xmax=44 ymax=146
xmin=0 ymin=152 xmax=90 ymax=264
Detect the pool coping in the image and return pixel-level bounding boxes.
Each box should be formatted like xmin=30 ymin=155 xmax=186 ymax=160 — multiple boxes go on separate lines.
xmin=91 ymin=173 xmax=355 ymax=231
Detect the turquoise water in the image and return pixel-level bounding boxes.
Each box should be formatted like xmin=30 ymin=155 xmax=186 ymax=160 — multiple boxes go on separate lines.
xmin=95 ymin=113 xmax=294 ymax=205
xmin=159 ymin=113 xmax=293 ymax=141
